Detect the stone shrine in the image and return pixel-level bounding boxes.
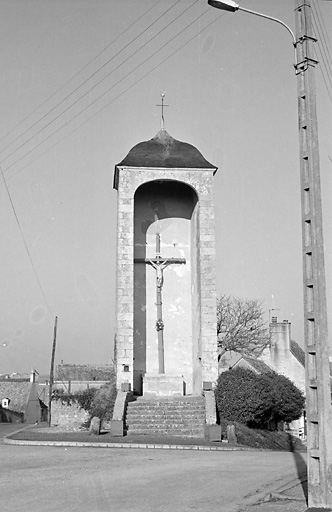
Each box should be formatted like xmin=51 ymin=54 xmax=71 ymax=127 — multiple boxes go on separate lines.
xmin=113 ymin=128 xmax=218 ymax=397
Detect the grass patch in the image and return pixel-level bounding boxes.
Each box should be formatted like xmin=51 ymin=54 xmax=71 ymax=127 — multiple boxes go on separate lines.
xmin=7 ymin=421 xmax=306 ymax=451
xmin=220 ymin=418 xmax=305 ymax=451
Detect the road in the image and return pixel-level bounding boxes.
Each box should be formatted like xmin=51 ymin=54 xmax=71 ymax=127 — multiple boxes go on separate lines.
xmin=0 ymin=425 xmax=307 ymax=512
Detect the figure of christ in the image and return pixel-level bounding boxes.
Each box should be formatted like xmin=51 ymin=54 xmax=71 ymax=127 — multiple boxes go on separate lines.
xmin=148 ymin=257 xmax=168 ymax=289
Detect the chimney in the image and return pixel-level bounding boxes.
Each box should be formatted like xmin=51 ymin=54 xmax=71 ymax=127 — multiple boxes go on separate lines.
xmin=269 ymin=318 xmax=291 ymax=351
xmin=30 ymin=369 xmax=39 ymax=383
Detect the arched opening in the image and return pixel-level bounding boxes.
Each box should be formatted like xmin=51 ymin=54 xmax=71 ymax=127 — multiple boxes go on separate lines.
xmin=133 ymin=180 xmax=201 ymax=395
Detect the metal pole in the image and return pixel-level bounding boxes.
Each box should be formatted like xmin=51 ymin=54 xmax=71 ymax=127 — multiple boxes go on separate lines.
xmin=156 ymin=283 xmax=165 ymax=374
xmin=294 ymin=1 xmax=332 ymax=508
xmin=155 ymin=234 xmax=165 ymax=373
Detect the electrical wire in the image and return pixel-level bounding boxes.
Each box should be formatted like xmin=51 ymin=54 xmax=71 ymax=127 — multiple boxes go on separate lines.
xmin=6 ymin=8 xmax=225 ymax=181
xmin=0 ymin=4 xmax=220 ymax=366
xmin=311 ymin=1 xmax=332 ymax=103
xmin=312 ymin=10 xmax=332 ymax=84
xmin=3 ymin=3 xmax=214 ymax=177
xmin=0 ymin=166 xmax=53 ymax=317
xmin=0 ymin=0 xmax=165 ymax=149
xmin=0 ymin=0 xmax=185 ymax=163
xmin=0 ymin=3 xmax=220 ymax=374
xmin=313 ymin=0 xmax=332 ymax=63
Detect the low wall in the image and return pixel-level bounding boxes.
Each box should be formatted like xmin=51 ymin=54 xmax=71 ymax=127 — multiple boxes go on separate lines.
xmin=51 ymin=400 xmax=89 ymax=430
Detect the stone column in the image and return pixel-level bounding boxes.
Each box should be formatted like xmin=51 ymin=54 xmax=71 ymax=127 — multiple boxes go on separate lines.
xmin=198 ymin=173 xmax=218 ymax=386
xmin=115 ymin=171 xmax=134 ymax=391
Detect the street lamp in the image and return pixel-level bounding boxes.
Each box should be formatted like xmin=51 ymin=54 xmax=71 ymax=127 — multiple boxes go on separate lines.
xmin=208 ymin=1 xmax=332 ymax=510
xmin=208 ymin=0 xmax=296 ymax=44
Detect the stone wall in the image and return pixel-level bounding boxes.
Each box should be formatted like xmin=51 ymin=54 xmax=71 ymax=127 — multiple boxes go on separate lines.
xmin=51 ymin=400 xmax=89 ymax=430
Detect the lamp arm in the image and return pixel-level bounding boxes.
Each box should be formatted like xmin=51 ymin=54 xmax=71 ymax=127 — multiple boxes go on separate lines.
xmin=239 ymin=6 xmax=296 ymax=44
xmin=239 ymin=6 xmax=297 ymax=67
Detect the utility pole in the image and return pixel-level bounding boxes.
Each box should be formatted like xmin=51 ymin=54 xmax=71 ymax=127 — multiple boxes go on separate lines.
xmin=48 ymin=316 xmax=58 ymax=427
xmin=294 ymin=1 xmax=332 ymax=508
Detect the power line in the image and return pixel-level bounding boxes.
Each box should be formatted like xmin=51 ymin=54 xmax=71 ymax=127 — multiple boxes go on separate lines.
xmin=0 ymin=0 xmax=185 ymax=163
xmin=0 ymin=0 xmax=164 ymax=149
xmin=314 ymin=0 xmax=332 ymax=58
xmin=5 ymin=8 xmax=225 ymax=181
xmin=2 ymin=2 xmax=212 ymax=176
xmin=311 ymin=1 xmax=332 ymax=103
xmin=0 ymin=166 xmax=53 ymax=317
xmin=312 ymin=9 xmax=332 ymax=83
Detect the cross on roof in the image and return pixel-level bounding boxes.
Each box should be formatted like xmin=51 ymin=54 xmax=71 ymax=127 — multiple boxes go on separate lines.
xmin=156 ymin=93 xmax=169 ymax=129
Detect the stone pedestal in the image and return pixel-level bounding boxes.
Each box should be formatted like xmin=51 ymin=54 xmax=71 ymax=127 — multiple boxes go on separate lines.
xmin=143 ymin=374 xmax=184 ymax=397
xmin=204 ymin=424 xmax=222 ymax=442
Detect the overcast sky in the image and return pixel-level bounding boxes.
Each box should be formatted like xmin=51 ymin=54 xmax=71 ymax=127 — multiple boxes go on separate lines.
xmin=0 ymin=0 xmax=331 ymax=375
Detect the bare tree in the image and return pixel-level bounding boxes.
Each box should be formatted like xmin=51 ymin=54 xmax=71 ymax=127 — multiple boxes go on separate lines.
xmin=217 ymin=294 xmax=269 ymax=359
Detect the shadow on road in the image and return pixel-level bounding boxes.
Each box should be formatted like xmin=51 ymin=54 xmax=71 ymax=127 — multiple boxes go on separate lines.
xmin=288 ymin=433 xmax=308 ymax=503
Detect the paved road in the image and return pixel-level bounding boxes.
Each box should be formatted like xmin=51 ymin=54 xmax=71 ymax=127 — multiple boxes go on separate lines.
xmin=1 ymin=426 xmax=307 ymax=512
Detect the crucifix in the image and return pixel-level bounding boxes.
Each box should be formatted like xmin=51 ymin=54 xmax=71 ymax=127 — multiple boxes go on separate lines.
xmin=134 ymin=233 xmax=185 ymax=374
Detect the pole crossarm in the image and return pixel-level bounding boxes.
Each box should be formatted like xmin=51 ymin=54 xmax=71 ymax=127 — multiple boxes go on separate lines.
xmin=294 ymin=34 xmax=319 ymax=74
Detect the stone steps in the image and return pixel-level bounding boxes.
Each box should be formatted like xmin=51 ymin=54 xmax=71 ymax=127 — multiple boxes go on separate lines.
xmin=125 ymin=396 xmax=206 ymax=438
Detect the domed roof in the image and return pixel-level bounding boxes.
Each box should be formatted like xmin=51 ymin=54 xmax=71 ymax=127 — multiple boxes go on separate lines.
xmin=114 ymin=129 xmax=217 ymax=187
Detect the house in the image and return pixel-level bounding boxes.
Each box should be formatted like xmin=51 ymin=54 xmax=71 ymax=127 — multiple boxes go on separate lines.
xmin=0 ymin=370 xmax=47 ymax=423
xmin=231 ymin=318 xmax=306 ymax=436
xmin=259 ymin=318 xmax=305 ymax=394
xmin=231 ymin=356 xmax=273 ymax=375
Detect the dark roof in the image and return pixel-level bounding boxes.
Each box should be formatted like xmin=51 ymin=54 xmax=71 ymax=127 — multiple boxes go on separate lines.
xmin=290 ymin=340 xmax=305 ymax=367
xmin=233 ymin=357 xmax=273 ymax=375
xmin=290 ymin=340 xmax=332 ymax=377
xmin=114 ymin=129 xmax=217 ymax=189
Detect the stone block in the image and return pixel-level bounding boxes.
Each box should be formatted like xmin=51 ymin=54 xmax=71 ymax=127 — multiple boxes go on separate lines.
xmin=204 ymin=390 xmax=217 ymax=424
xmin=143 ymin=374 xmax=184 ymax=397
xmin=89 ymin=416 xmax=101 ymax=436
xmin=121 ymin=382 xmax=131 ymax=392
xmin=203 ymin=381 xmax=213 ymax=390
xmin=110 ymin=419 xmax=124 ymax=437
xmin=227 ymin=424 xmax=237 ymax=444
xmin=205 ymin=424 xmax=222 ymax=442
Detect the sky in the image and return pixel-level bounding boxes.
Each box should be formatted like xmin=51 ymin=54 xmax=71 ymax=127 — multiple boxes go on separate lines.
xmin=0 ymin=0 xmax=331 ymax=375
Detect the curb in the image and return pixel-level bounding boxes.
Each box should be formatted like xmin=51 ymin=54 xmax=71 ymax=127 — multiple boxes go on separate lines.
xmin=2 ymin=424 xmax=255 ymax=451
xmin=3 ymin=435 xmax=248 ymax=451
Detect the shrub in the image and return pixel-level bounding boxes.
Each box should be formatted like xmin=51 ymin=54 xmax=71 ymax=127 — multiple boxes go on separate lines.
xmin=75 ymin=388 xmax=98 ymax=412
xmin=88 ymin=383 xmax=117 ymax=421
xmin=52 ymin=382 xmax=117 ymax=422
xmin=263 ymin=372 xmax=305 ymax=425
xmin=215 ymin=367 xmax=305 ymax=430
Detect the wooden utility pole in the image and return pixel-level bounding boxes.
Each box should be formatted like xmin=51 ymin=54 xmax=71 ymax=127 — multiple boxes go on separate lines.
xmin=48 ymin=316 xmax=58 ymax=427
xmin=294 ymin=1 xmax=332 ymax=508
